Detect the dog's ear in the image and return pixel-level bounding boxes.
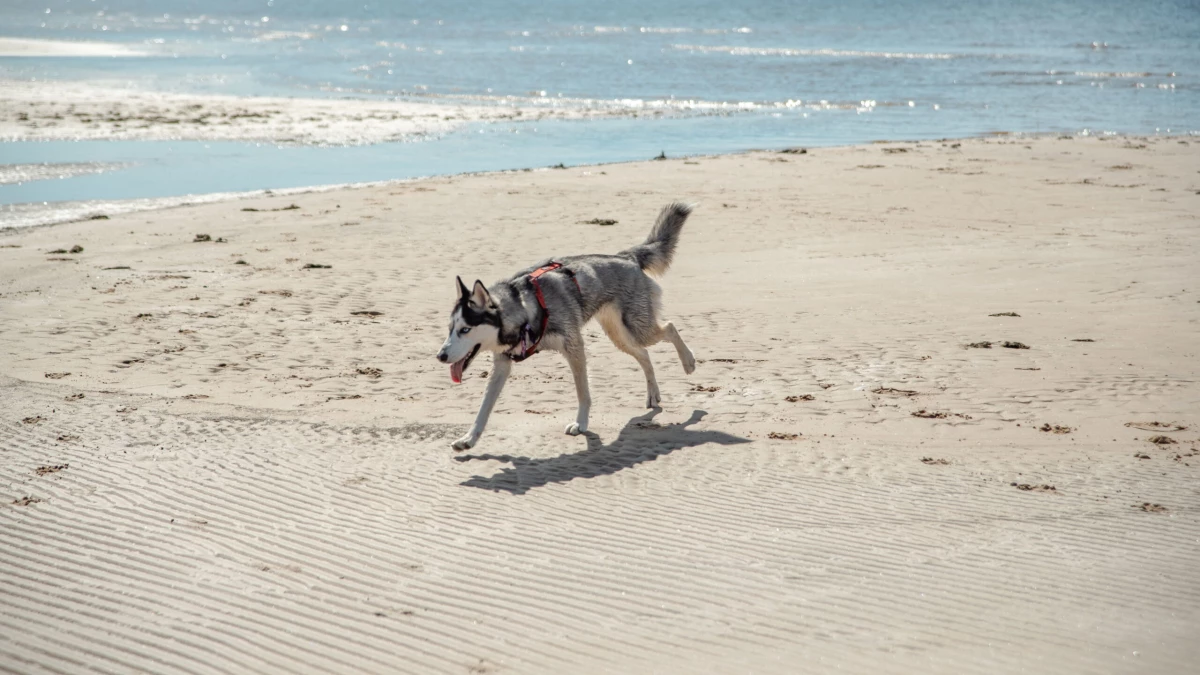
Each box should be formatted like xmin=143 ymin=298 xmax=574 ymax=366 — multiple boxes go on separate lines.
xmin=456 ymin=276 xmax=470 ymax=301
xmin=470 ymin=280 xmax=490 ymax=308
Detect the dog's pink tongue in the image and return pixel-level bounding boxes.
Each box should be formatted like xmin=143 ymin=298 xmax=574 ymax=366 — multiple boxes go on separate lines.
xmin=450 ymin=358 xmax=464 ymax=384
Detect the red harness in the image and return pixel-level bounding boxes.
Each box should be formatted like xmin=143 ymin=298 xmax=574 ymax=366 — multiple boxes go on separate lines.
xmin=510 ymin=262 xmax=581 ymax=362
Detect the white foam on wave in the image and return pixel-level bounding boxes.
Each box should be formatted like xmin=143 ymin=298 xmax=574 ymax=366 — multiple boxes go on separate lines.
xmin=638 ymin=27 xmax=693 ymax=34
xmin=672 ymin=44 xmax=957 ymax=59
xmin=0 ymin=38 xmax=147 ymax=58
xmin=1073 ymin=71 xmax=1157 ymax=78
xmin=254 ymin=31 xmax=317 ymax=42
xmin=408 ymin=89 xmax=911 ymax=114
xmin=590 ymin=26 xmax=752 ymax=35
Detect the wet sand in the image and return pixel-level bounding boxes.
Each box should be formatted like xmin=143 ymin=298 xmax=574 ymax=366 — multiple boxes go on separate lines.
xmin=1 ymin=135 xmax=1198 ymax=673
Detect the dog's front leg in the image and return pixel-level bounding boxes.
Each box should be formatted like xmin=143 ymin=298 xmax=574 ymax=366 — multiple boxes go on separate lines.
xmin=452 ymin=354 xmax=512 ymax=451
xmin=562 ymin=341 xmax=591 ymax=435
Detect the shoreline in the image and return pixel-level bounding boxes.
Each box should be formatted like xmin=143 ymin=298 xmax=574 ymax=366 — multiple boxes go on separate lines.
xmin=0 ymin=129 xmax=1188 ymax=233
xmin=3 ymin=76 xmax=1196 ymax=234
xmin=1 ymin=133 xmax=1197 ymax=673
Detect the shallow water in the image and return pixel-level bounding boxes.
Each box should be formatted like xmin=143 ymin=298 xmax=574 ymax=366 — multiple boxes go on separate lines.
xmin=1 ymin=0 xmax=1197 ymax=226
xmin=0 ymin=110 xmax=953 ymax=228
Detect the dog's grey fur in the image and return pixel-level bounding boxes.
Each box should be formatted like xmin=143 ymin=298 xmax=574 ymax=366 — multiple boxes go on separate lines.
xmin=437 ymin=202 xmax=697 ymax=450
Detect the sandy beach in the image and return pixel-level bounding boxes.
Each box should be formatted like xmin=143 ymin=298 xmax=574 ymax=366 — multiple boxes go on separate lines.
xmin=1 ymin=135 xmax=1198 ymax=673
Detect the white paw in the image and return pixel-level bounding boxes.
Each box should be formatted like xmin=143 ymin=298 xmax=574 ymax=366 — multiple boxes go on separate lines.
xmin=451 ymin=435 xmax=476 ymax=451
xmin=565 ymin=422 xmax=587 ymax=436
xmin=681 ymin=350 xmax=696 ymax=375
xmin=646 ymin=390 xmax=662 ymax=408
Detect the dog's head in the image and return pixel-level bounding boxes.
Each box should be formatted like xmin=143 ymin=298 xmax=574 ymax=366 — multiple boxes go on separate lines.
xmin=437 ymin=276 xmax=501 ymax=383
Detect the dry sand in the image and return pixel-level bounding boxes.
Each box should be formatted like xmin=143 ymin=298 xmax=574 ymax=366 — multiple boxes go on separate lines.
xmin=1 ymin=135 xmax=1198 ymax=674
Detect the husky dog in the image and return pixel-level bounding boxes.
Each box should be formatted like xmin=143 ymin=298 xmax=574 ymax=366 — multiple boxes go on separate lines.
xmin=436 ymin=202 xmax=698 ymax=450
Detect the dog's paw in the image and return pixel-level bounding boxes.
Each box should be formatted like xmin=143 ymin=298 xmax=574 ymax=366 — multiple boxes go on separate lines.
xmin=451 ymin=435 xmax=476 ymax=451
xmin=646 ymin=389 xmax=662 ymax=409
xmin=564 ymin=422 xmax=587 ymax=436
xmin=681 ymin=350 xmax=696 ymax=375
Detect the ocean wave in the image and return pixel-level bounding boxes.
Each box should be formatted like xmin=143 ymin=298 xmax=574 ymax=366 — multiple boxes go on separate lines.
xmin=671 ymin=44 xmax=956 ymax=59
xmin=591 ymin=26 xmax=753 ymax=35
xmin=254 ymin=31 xmax=316 ymax=42
xmin=0 ymin=37 xmax=147 ymax=58
xmin=1074 ymin=70 xmax=1164 ymax=78
xmin=990 ymin=70 xmax=1178 ymax=79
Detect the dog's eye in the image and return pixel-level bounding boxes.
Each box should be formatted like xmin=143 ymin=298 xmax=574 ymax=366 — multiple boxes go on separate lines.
xmin=458 ymin=326 xmax=471 ymax=336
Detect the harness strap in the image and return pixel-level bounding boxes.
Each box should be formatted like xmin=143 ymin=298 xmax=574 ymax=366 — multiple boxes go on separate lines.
xmin=508 ymin=262 xmax=581 ymax=362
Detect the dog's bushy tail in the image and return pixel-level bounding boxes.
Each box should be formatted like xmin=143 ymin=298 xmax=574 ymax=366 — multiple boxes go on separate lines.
xmin=622 ymin=202 xmax=693 ymax=276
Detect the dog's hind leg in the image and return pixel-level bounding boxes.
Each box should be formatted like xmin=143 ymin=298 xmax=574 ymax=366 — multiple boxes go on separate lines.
xmin=630 ymin=346 xmax=661 ymax=408
xmin=561 ymin=339 xmax=591 ymax=435
xmin=452 ymin=354 xmax=512 ymax=451
xmin=658 ymin=321 xmax=696 ymax=375
xmin=596 ymin=304 xmax=662 ymax=408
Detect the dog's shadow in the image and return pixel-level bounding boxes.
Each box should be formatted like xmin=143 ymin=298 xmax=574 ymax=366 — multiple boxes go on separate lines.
xmin=454 ymin=409 xmax=748 ymax=495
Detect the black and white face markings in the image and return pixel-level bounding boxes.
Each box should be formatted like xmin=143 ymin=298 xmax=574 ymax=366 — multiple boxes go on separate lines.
xmin=436 ymin=276 xmax=502 ymax=382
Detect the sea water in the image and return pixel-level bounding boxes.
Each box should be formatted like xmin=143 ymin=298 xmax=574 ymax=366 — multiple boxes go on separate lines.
xmin=1 ymin=0 xmax=1197 ymax=227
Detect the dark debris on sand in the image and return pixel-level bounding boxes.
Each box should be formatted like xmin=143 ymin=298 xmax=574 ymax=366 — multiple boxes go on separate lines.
xmin=913 ymin=409 xmax=972 ymax=420
xmin=1012 ymin=483 xmax=1057 ymax=493
xmin=872 ymin=387 xmax=918 ymax=397
xmin=1125 ymin=421 xmax=1187 ymax=432
xmin=242 ymin=204 xmax=299 ymax=212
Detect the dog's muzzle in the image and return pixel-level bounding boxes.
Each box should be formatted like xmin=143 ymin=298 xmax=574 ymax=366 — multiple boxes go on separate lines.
xmin=448 ymin=344 xmax=481 ymax=384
